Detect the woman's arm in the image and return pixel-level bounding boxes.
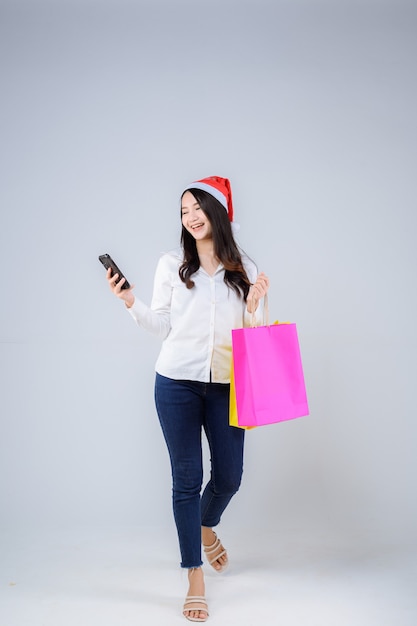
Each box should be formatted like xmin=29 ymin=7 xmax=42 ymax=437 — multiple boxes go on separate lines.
xmin=106 ymin=258 xmax=172 ymax=340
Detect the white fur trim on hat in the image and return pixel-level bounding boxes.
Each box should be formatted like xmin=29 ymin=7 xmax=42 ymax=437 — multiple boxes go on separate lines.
xmin=183 ymin=182 xmax=228 ymax=211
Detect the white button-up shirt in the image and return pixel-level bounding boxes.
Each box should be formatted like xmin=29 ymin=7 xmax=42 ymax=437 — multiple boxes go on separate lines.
xmin=128 ymin=248 xmax=261 ymax=383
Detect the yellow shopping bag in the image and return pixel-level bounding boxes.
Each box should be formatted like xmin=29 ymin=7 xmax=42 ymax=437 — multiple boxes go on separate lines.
xmin=229 ymin=354 xmax=255 ymax=430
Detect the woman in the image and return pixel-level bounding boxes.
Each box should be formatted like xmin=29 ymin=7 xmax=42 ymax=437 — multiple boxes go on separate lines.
xmin=106 ymin=176 xmax=269 ymax=622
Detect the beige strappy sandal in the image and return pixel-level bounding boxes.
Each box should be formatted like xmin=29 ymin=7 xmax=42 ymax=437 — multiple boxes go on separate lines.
xmin=183 ymin=595 xmax=209 ymax=622
xmin=203 ymin=531 xmax=228 ymax=572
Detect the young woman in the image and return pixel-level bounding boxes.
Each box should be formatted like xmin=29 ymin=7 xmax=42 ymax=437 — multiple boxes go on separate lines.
xmin=106 ymin=176 xmax=269 ymax=622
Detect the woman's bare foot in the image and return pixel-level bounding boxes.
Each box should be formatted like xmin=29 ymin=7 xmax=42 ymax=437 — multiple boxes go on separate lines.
xmin=183 ymin=567 xmax=208 ymax=621
xmin=202 ymin=526 xmax=228 ymax=572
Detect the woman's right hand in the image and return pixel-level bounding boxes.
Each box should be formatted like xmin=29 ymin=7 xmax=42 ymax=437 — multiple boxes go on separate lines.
xmin=106 ymin=268 xmax=135 ymax=308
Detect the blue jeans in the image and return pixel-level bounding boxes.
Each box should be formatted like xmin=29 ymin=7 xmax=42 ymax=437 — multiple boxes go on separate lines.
xmin=154 ymin=373 xmax=245 ymax=569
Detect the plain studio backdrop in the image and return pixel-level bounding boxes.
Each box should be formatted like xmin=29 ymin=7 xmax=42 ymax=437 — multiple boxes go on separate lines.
xmin=0 ymin=0 xmax=416 ymax=624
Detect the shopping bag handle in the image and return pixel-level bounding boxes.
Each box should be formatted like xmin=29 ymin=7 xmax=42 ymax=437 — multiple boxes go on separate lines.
xmin=251 ymin=293 xmax=269 ymax=328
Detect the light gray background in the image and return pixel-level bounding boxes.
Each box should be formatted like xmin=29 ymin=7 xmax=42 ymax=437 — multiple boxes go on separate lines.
xmin=1 ymin=0 xmax=416 ymax=616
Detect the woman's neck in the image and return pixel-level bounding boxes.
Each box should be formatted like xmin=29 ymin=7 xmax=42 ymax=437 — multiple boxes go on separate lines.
xmin=197 ymin=240 xmax=220 ymax=275
xmin=196 ymin=239 xmax=215 ymax=258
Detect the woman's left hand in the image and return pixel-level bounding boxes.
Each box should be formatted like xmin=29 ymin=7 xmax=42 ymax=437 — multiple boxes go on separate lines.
xmin=247 ymin=272 xmax=270 ymax=313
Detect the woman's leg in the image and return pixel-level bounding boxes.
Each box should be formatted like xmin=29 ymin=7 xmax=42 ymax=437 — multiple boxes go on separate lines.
xmin=154 ymin=373 xmax=205 ymax=569
xmin=200 ymin=382 xmax=245 ymax=568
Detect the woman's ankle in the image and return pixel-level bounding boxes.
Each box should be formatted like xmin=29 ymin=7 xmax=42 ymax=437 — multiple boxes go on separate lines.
xmin=201 ymin=526 xmax=215 ymax=546
xmin=188 ymin=566 xmax=203 ymax=579
xmin=187 ymin=567 xmax=205 ymax=593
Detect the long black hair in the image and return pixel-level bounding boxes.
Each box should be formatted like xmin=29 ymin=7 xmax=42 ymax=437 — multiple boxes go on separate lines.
xmin=179 ymin=188 xmax=251 ymax=300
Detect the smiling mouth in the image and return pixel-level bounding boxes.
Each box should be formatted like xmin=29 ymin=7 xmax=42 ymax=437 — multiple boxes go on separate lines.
xmin=191 ymin=223 xmax=204 ymax=229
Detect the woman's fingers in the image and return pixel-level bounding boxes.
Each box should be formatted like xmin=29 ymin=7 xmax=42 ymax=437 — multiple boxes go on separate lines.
xmin=247 ymin=273 xmax=270 ymax=313
xmin=252 ymin=273 xmax=270 ymax=297
xmin=106 ymin=268 xmax=116 ymax=287
xmin=114 ymin=276 xmax=126 ymax=291
xmin=106 ymin=268 xmax=131 ymax=292
xmin=105 ymin=267 xmax=135 ymax=308
xmin=107 ymin=268 xmax=121 ymax=291
xmin=256 ymin=272 xmax=270 ymax=293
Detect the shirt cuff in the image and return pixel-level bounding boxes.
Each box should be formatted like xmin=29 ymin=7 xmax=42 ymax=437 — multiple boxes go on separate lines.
xmin=127 ymin=297 xmax=148 ymax=323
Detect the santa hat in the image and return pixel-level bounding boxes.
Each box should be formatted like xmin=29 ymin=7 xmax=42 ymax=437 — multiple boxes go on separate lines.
xmin=183 ymin=176 xmax=234 ymax=222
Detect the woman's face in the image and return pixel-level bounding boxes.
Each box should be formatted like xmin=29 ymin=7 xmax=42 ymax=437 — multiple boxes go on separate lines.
xmin=181 ymin=191 xmax=213 ymax=241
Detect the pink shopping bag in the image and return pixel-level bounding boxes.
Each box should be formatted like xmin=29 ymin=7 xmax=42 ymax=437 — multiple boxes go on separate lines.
xmin=230 ymin=323 xmax=309 ymax=428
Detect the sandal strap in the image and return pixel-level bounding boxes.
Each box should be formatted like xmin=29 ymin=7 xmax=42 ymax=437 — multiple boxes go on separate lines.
xmin=203 ymin=532 xmax=228 ymax=566
xmin=183 ymin=596 xmax=209 ymax=617
xmin=203 ymin=533 xmax=227 ymax=555
xmin=208 ymin=549 xmax=227 ymax=566
xmin=184 ymin=596 xmax=208 ymax=607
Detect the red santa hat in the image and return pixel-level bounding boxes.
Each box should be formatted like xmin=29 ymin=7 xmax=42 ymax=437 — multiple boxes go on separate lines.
xmin=183 ymin=176 xmax=234 ymax=222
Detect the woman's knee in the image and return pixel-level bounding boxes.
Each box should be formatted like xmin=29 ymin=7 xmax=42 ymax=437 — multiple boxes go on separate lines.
xmin=214 ymin=470 xmax=243 ymax=496
xmin=172 ymin=463 xmax=203 ymax=496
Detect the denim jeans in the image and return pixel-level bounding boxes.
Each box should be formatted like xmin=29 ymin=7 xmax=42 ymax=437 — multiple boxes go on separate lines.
xmin=154 ymin=373 xmax=245 ymax=569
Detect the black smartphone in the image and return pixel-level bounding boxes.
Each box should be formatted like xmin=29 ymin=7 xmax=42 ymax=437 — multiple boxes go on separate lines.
xmin=98 ymin=254 xmax=131 ymax=289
